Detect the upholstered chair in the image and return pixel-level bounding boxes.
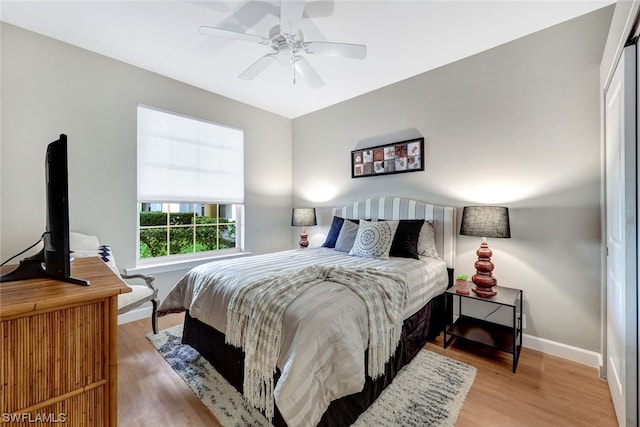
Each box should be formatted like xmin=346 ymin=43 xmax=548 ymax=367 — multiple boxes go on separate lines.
xmin=70 ymin=232 xmax=158 ymax=333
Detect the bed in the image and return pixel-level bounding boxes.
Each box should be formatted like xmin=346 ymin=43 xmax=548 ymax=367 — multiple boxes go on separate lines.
xmin=158 ymin=197 xmax=456 ymax=427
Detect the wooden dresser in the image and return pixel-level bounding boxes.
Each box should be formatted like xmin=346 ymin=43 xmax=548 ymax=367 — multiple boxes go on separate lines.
xmin=0 ymin=257 xmax=131 ymax=426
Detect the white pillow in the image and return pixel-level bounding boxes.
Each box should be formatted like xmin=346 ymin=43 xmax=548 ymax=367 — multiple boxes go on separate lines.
xmin=69 ymin=232 xmax=119 ymax=274
xmin=349 ymin=220 xmax=399 ymax=259
xmin=70 ymin=231 xmax=100 ymax=251
xmin=418 ymin=221 xmax=439 ymax=259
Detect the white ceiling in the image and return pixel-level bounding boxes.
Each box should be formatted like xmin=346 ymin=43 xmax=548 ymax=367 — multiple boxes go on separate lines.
xmin=1 ymin=0 xmax=613 ymax=119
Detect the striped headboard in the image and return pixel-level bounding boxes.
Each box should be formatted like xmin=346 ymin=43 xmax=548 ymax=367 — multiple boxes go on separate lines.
xmin=331 ymin=197 xmax=456 ymax=269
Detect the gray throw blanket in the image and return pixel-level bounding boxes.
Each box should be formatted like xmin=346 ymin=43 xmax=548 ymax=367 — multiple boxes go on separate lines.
xmin=225 ymin=265 xmax=409 ymax=421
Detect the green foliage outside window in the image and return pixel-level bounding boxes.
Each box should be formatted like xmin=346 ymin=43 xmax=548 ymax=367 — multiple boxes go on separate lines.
xmin=139 ymin=211 xmax=236 ymax=259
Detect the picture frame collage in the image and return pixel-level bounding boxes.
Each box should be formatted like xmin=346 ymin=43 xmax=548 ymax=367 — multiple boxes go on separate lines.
xmin=351 ymin=137 xmax=424 ymax=178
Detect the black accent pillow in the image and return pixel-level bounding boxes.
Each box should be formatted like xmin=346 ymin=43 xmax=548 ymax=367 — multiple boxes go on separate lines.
xmin=389 ymin=219 xmax=425 ymax=259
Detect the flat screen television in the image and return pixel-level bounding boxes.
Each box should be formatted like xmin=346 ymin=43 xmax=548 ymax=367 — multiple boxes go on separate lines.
xmin=1 ymin=134 xmax=88 ymax=285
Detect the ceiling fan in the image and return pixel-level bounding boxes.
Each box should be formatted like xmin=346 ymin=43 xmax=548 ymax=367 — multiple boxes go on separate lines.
xmin=199 ymin=0 xmax=367 ymax=89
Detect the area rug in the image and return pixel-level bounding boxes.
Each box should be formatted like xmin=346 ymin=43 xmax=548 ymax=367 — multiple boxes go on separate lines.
xmin=148 ymin=325 xmax=476 ymax=427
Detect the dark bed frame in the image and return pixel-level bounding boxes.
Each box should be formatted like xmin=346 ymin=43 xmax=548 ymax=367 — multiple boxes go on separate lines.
xmin=181 ymin=268 xmax=453 ymax=427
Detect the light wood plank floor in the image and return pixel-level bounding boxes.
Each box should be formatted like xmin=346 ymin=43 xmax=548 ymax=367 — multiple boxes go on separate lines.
xmin=118 ymin=313 xmax=617 ymax=426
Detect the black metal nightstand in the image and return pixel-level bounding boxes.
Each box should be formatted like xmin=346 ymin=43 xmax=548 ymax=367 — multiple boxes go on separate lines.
xmin=444 ymin=285 xmax=523 ymax=372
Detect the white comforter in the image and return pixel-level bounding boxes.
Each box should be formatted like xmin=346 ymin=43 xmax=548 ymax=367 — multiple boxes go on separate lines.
xmin=158 ymin=248 xmax=448 ymax=427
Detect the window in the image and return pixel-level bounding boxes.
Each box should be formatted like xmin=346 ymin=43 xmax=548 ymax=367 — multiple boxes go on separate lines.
xmin=138 ymin=203 xmax=237 ymax=258
xmin=137 ymin=105 xmax=244 ymax=261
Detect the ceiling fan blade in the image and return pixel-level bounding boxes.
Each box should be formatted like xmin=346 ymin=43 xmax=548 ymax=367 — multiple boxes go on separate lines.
xmin=280 ymin=0 xmax=306 ymax=35
xmin=199 ymin=26 xmax=269 ymax=45
xmin=239 ymin=53 xmax=278 ymax=80
xmin=304 ymin=41 xmax=367 ymax=59
xmin=294 ymin=56 xmax=324 ymax=89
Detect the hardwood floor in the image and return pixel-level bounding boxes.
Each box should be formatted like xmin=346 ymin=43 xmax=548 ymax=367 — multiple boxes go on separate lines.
xmin=118 ymin=313 xmax=220 ymax=426
xmin=118 ymin=313 xmax=617 ymax=426
xmin=425 ymin=338 xmax=617 ymax=427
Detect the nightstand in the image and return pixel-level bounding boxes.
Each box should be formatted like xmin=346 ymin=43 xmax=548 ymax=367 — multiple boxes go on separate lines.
xmin=444 ymin=285 xmax=523 ymax=372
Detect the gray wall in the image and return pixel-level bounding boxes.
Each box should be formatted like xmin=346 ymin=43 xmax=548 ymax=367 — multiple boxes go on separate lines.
xmin=0 ymin=6 xmax=615 ymax=352
xmin=0 ymin=22 xmax=293 ymax=298
xmin=292 ymin=7 xmax=613 ymax=352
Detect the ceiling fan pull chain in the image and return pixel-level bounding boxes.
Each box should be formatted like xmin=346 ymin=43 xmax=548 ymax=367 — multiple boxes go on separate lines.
xmin=291 ymin=46 xmax=298 ymax=85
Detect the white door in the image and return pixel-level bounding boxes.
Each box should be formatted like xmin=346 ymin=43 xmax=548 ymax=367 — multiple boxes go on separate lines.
xmin=605 ymin=43 xmax=637 ymax=427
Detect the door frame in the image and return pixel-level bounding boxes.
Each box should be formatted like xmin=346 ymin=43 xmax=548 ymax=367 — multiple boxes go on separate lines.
xmin=603 ymin=39 xmax=638 ymax=427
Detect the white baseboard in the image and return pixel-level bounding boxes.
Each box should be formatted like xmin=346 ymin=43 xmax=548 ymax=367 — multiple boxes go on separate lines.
xmin=523 ymin=333 xmax=602 ymax=368
xmin=118 ymin=306 xmax=152 ymax=325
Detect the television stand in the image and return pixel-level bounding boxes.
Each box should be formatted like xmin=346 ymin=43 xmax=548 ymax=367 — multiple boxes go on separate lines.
xmin=1 ymin=257 xmax=131 ymax=426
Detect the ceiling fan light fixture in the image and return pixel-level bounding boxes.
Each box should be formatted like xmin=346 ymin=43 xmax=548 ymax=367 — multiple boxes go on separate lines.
xmin=200 ymin=0 xmax=367 ymax=88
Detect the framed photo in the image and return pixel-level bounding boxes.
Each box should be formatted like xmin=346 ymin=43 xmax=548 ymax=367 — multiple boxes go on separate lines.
xmin=351 ymin=137 xmax=424 ymax=178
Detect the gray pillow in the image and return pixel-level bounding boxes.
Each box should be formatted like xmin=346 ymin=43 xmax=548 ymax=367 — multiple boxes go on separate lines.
xmin=418 ymin=221 xmax=439 ymax=259
xmin=334 ymin=219 xmax=359 ymax=252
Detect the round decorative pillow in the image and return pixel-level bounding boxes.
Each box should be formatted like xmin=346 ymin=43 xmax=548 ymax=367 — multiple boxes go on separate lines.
xmin=349 ymin=220 xmax=399 ymax=259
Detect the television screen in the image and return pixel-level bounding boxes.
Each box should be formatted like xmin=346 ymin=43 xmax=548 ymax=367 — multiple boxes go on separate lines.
xmin=1 ymin=134 xmax=88 ymax=285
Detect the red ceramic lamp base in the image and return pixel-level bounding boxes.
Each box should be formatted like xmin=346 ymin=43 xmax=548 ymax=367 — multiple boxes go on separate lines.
xmin=472 ymin=241 xmax=498 ymax=298
xmin=472 ymin=287 xmax=497 ymax=297
xmin=298 ymin=229 xmax=309 ymax=248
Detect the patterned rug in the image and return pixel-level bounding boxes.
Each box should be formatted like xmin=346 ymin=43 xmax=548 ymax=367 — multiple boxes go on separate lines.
xmin=148 ymin=325 xmax=476 ymax=427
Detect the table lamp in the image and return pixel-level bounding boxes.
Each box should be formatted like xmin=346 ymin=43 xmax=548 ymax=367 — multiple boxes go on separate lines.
xmin=460 ymin=206 xmax=511 ymax=297
xmin=291 ymin=208 xmax=317 ymax=248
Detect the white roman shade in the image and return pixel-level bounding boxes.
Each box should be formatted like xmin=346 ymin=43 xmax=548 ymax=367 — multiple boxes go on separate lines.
xmin=137 ymin=105 xmax=244 ymax=204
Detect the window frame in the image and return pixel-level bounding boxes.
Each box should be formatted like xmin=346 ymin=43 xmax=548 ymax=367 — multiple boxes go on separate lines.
xmin=135 ymin=105 xmax=246 ymax=269
xmin=135 ymin=202 xmax=245 ymax=267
